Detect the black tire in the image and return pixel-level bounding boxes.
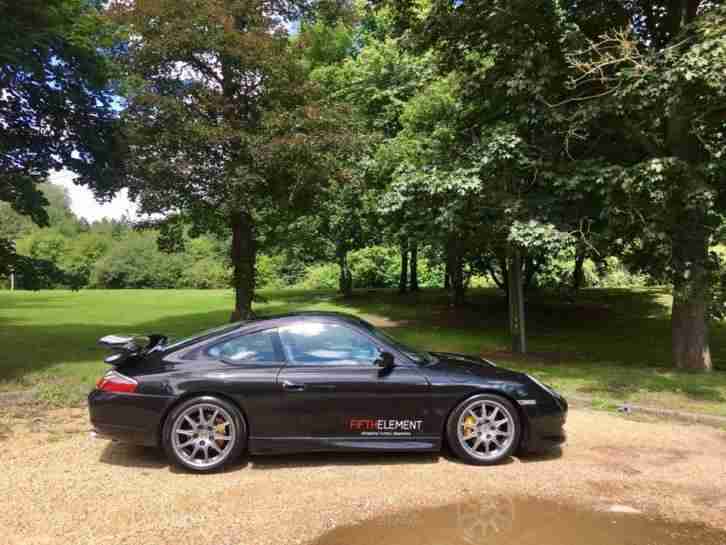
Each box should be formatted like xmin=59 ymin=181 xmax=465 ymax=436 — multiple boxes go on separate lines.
xmin=162 ymin=395 xmax=247 ymax=473
xmin=446 ymin=393 xmax=521 ymax=465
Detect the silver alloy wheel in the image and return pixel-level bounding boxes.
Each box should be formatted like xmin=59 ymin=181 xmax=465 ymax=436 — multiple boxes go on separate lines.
xmin=456 ymin=399 xmax=515 ymax=461
xmin=171 ymin=403 xmax=237 ymax=469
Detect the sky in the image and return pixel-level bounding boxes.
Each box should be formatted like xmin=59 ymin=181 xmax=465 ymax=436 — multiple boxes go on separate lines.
xmin=50 ymin=170 xmax=138 ymax=222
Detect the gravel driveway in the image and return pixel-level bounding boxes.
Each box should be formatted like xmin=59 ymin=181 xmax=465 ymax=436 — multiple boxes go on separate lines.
xmin=3 ymin=408 xmax=726 ymax=545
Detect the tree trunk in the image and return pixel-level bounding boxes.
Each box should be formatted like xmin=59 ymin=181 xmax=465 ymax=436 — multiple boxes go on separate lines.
xmin=572 ymin=251 xmax=585 ymax=292
xmin=507 ymin=245 xmax=526 ymax=354
xmin=671 ymin=230 xmax=712 ymax=371
xmin=338 ymin=250 xmax=353 ymax=297
xmin=449 ymin=237 xmax=465 ymax=306
xmin=666 ymin=108 xmax=712 ymax=371
xmin=230 ymin=211 xmax=256 ymax=322
xmin=523 ymin=256 xmax=538 ymax=292
xmin=452 ymin=261 xmax=465 ymax=306
xmin=398 ymin=238 xmax=409 ymax=294
xmin=444 ymin=257 xmax=451 ymax=290
xmin=409 ymin=242 xmax=419 ymax=292
xmin=492 ymin=249 xmax=509 ymax=293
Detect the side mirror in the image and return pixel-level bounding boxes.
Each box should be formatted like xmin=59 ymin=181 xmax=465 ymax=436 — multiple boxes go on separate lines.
xmin=376 ymin=351 xmax=395 ymax=370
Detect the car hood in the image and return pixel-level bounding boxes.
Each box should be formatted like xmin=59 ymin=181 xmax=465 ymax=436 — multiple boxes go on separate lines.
xmin=426 ymin=352 xmax=525 ymax=381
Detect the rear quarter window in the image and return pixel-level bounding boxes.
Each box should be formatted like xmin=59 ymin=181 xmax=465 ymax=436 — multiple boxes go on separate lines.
xmin=206 ymin=330 xmax=278 ymax=362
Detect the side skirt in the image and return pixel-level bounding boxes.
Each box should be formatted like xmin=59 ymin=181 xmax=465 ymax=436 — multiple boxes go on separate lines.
xmin=249 ymin=436 xmax=442 ymax=455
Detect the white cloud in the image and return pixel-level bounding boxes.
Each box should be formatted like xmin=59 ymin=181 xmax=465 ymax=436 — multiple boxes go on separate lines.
xmin=49 ymin=170 xmax=138 ymax=222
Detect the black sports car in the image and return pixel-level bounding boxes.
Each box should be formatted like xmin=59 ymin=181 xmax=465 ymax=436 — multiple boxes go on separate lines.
xmin=89 ymin=312 xmax=567 ymax=472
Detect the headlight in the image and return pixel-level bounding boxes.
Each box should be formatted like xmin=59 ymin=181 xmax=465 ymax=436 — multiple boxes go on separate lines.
xmin=527 ymin=374 xmax=560 ymax=398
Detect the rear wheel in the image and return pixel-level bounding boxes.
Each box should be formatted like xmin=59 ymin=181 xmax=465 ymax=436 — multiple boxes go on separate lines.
xmin=162 ymin=396 xmax=246 ymax=472
xmin=447 ymin=394 xmax=521 ymax=465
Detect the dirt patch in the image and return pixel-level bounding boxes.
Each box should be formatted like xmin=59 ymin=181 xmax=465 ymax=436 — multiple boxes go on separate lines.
xmin=0 ymin=406 xmax=88 ymax=444
xmin=2 ymin=409 xmax=726 ymax=545
xmin=590 ymin=445 xmax=692 ymax=467
xmin=357 ymin=313 xmax=410 ymax=328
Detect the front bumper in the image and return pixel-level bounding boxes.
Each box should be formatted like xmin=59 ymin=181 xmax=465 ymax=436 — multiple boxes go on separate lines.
xmin=519 ymin=395 xmax=568 ymax=454
xmin=88 ymin=390 xmax=173 ymax=447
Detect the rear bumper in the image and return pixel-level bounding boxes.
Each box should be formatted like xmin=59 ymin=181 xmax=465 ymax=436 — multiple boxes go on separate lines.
xmin=88 ymin=390 xmax=174 ymax=447
xmin=92 ymin=424 xmax=158 ymax=446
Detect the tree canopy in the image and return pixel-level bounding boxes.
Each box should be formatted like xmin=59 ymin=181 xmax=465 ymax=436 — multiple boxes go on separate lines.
xmin=3 ymin=0 xmax=725 ymax=371
xmin=0 ymin=0 xmax=122 ymax=274
xmin=110 ymin=0 xmax=353 ymax=319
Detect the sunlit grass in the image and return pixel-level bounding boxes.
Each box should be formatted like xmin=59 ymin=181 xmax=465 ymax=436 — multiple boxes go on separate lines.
xmin=1 ymin=287 xmax=725 ymax=414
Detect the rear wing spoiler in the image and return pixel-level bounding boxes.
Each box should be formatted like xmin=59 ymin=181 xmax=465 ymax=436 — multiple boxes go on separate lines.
xmin=98 ymin=334 xmax=167 ymax=365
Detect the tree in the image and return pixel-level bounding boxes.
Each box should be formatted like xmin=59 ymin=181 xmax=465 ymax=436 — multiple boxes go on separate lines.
xmin=559 ymin=2 xmax=726 ymax=370
xmin=0 ymin=0 xmax=122 ymax=271
xmin=111 ymin=0 xmax=349 ymax=319
xmin=389 ymin=0 xmax=726 ymax=369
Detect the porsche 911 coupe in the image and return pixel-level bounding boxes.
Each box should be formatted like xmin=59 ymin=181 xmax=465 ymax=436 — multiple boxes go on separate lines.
xmin=89 ymin=312 xmax=567 ymax=472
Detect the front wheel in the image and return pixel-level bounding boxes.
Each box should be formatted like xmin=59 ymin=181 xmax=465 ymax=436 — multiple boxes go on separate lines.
xmin=447 ymin=394 xmax=521 ymax=465
xmin=162 ymin=396 xmax=246 ymax=472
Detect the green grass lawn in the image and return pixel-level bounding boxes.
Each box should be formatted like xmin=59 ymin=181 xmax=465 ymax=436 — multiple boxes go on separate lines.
xmin=1 ymin=287 xmax=725 ymax=416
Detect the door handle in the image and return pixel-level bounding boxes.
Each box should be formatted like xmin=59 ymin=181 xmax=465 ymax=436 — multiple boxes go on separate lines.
xmin=282 ymin=380 xmax=306 ymax=392
xmin=310 ymin=384 xmax=336 ymax=391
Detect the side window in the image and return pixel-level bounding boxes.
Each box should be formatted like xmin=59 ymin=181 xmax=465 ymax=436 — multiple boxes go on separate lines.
xmin=206 ymin=330 xmax=278 ymax=363
xmin=279 ymin=322 xmax=381 ymax=365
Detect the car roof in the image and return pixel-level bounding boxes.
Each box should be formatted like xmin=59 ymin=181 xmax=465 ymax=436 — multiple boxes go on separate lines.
xmin=163 ymin=312 xmax=375 ymax=355
xmin=246 ymin=311 xmax=373 ymax=329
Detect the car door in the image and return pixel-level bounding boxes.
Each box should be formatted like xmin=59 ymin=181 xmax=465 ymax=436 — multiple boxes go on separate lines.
xmin=274 ymin=320 xmax=434 ymax=445
xmin=187 ymin=327 xmax=288 ymax=438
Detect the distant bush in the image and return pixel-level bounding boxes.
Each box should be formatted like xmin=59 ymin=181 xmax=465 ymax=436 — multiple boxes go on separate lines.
xmin=90 ymin=232 xmax=184 ymax=288
xmin=293 ymin=247 xmax=446 ymax=290
xmin=296 ymin=262 xmax=340 ymax=290
xmin=469 ymin=274 xmax=496 ymax=288
xmin=416 ymin=256 xmax=445 ymax=288
xmin=256 ymin=254 xmax=288 ymax=289
xmin=349 ymin=246 xmax=400 ymax=288
xmin=180 ymin=258 xmax=230 ymax=289
xmin=596 ymin=257 xmax=649 ymax=289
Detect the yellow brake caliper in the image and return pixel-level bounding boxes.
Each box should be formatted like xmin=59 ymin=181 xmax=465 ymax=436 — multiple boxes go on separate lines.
xmin=463 ymin=415 xmax=477 ymax=437
xmin=215 ymin=419 xmax=227 ymax=446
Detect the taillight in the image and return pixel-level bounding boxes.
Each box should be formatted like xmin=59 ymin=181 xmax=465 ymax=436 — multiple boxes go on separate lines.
xmin=96 ymin=370 xmax=138 ymax=393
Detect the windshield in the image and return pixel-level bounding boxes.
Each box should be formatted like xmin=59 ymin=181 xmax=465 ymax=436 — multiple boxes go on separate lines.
xmin=365 ymin=326 xmax=433 ymax=364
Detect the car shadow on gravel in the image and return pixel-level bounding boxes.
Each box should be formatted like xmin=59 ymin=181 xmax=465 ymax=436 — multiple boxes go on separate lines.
xmin=517 ymin=447 xmax=563 ymax=464
xmin=99 ymin=442 xmax=560 ymax=472
xmin=98 ymin=442 xmax=439 ymax=472
xmin=249 ymin=451 xmax=441 ymax=470
xmin=98 ymin=443 xmax=254 ymax=473
xmin=99 ymin=443 xmax=172 ymax=470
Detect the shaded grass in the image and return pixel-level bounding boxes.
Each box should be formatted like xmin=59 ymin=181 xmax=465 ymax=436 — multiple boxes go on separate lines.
xmin=1 ymin=287 xmax=725 ymax=415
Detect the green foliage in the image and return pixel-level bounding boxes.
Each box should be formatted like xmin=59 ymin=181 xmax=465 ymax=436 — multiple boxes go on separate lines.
xmin=90 ymin=232 xmax=183 ymax=289
xmin=110 ymin=0 xmax=353 ymax=317
xmin=378 ymin=0 xmax=726 ymax=368
xmin=61 ymin=233 xmax=113 ymax=289
xmin=0 ymin=0 xmax=122 ymax=233
xmin=596 ymin=258 xmax=650 ymax=290
xmin=179 ymin=259 xmax=230 ymax=290
xmin=300 ymin=21 xmax=355 ymax=69
xmin=17 ymin=229 xmax=68 ymax=266
xmin=415 ymin=254 xmax=445 ymax=288
xmin=296 ymin=262 xmax=341 ymax=290
xmin=348 ymin=245 xmax=400 ymax=288
xmin=256 ymin=255 xmax=287 ymax=290
xmin=293 ymin=245 xmax=446 ymax=290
